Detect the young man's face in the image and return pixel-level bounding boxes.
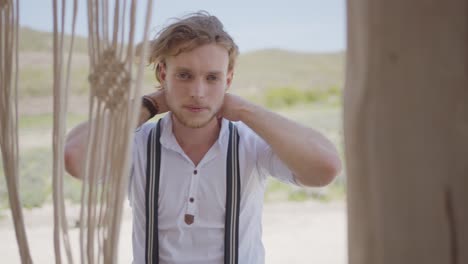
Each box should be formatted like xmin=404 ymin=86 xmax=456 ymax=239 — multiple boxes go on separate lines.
xmin=159 ymin=43 xmax=233 ymax=128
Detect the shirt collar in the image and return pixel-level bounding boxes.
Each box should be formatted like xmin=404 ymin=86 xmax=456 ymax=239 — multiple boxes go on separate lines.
xmin=159 ymin=112 xmax=230 ymax=156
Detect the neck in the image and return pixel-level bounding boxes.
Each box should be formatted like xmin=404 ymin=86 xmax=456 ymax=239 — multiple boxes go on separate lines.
xmin=171 ymin=114 xmax=221 ymax=150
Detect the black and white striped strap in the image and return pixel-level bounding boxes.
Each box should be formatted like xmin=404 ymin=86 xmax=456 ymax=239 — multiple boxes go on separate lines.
xmin=224 ymin=122 xmax=241 ymax=264
xmin=144 ymin=120 xmax=240 ymax=264
xmin=145 ymin=121 xmax=161 ymax=264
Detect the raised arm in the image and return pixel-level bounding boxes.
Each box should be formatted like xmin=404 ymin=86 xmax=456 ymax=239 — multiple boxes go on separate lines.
xmin=64 ymin=90 xmax=167 ymax=179
xmin=220 ymin=93 xmax=342 ymax=187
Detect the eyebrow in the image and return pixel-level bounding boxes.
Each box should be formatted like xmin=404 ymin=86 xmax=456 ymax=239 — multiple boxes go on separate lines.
xmin=174 ymin=67 xmax=192 ymax=72
xmin=207 ymin=71 xmax=223 ymax=75
xmin=174 ymin=67 xmax=223 ymax=75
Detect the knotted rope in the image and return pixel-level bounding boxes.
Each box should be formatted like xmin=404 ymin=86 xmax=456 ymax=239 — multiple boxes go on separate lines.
xmin=1 ymin=1 xmax=153 ymax=263
xmin=0 ymin=1 xmax=33 ymax=263
xmin=79 ymin=1 xmax=153 ymax=263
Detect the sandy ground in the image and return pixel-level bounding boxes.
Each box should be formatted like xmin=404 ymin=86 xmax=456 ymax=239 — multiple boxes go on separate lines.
xmin=0 ymin=201 xmax=347 ymax=264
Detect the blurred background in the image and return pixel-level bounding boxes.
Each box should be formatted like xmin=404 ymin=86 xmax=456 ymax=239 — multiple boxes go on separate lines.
xmin=0 ymin=0 xmax=347 ymax=263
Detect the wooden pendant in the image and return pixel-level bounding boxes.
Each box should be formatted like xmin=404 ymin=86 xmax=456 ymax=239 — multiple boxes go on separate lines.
xmin=184 ymin=214 xmax=194 ymax=225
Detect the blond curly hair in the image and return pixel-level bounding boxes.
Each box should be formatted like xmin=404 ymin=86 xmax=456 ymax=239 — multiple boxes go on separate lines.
xmin=148 ymin=11 xmax=239 ymax=85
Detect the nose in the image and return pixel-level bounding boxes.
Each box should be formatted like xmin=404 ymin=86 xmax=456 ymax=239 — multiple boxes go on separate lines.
xmin=189 ymin=78 xmax=207 ymax=99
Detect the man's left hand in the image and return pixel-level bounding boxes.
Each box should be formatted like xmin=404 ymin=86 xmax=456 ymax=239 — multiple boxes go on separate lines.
xmin=218 ymin=93 xmax=253 ymax=122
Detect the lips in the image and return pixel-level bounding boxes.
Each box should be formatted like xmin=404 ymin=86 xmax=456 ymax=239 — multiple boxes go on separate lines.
xmin=184 ymin=105 xmax=208 ymax=113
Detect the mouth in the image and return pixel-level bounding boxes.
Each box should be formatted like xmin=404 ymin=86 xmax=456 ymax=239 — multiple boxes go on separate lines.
xmin=184 ymin=105 xmax=208 ymax=113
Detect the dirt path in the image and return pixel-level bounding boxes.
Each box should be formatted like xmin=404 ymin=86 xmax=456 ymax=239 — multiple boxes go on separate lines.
xmin=0 ymin=201 xmax=347 ymax=263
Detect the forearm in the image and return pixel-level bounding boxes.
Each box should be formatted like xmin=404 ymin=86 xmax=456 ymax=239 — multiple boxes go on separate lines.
xmin=65 ymin=90 xmax=166 ymax=179
xmin=239 ymin=103 xmax=341 ymax=187
xmin=64 ymin=106 xmax=152 ymax=179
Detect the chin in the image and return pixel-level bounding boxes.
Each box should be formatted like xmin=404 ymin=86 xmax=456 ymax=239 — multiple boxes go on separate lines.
xmin=173 ymin=111 xmax=216 ymax=129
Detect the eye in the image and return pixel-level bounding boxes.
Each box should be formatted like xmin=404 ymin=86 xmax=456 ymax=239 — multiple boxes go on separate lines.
xmin=207 ymin=75 xmax=218 ymax=81
xmin=176 ymin=72 xmax=191 ymax=80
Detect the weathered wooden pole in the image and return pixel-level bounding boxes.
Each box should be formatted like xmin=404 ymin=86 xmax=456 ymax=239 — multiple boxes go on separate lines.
xmin=344 ymin=0 xmax=468 ymax=263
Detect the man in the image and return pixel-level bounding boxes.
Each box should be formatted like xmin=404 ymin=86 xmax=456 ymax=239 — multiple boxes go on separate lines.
xmin=65 ymin=12 xmax=341 ymax=264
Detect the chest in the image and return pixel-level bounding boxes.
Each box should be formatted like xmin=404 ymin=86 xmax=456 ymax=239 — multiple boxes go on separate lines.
xmin=156 ymin=150 xmax=227 ymax=227
xmin=153 ymin=147 xmax=264 ymax=228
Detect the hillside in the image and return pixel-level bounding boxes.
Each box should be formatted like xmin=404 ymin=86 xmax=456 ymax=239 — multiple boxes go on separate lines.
xmin=19 ymin=27 xmax=89 ymax=53
xmin=16 ymin=27 xmax=344 ymax=98
xmin=235 ymin=49 xmax=344 ymax=92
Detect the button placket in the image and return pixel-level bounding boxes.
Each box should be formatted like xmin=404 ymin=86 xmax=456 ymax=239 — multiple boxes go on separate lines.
xmin=185 ymin=167 xmax=199 ymax=225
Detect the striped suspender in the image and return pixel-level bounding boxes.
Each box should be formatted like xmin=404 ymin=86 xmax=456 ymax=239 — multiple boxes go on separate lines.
xmin=145 ymin=121 xmax=161 ymax=264
xmin=144 ymin=121 xmax=240 ymax=264
xmin=225 ymin=122 xmax=241 ymax=264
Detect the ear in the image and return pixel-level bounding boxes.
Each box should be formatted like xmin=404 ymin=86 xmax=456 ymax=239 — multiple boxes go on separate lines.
xmin=158 ymin=62 xmax=167 ymax=84
xmin=225 ymin=70 xmax=234 ymax=91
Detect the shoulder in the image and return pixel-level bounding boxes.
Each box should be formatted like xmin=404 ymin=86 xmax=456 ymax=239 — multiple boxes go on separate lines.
xmin=233 ymin=121 xmax=268 ymax=152
xmin=233 ymin=121 xmax=258 ymax=140
xmin=134 ymin=121 xmax=157 ymax=147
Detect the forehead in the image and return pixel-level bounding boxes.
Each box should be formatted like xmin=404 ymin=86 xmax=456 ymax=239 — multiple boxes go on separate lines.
xmin=166 ymin=43 xmax=229 ymax=73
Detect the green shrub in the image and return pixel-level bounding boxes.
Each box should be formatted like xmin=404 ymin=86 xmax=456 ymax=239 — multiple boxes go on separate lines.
xmin=19 ymin=148 xmax=51 ymax=208
xmin=264 ymin=86 xmax=342 ymax=109
xmin=0 ymin=150 xmax=50 ymax=209
xmin=265 ymin=87 xmax=304 ymax=108
xmin=304 ymin=89 xmax=324 ymax=103
xmin=327 ymin=85 xmax=341 ymax=97
xmin=288 ymin=190 xmax=309 ymax=202
xmin=63 ymin=175 xmax=83 ymax=204
xmin=19 ymin=67 xmax=53 ymax=97
xmin=265 ymin=175 xmax=347 ymax=203
xmin=0 ymin=145 xmax=114 ymax=209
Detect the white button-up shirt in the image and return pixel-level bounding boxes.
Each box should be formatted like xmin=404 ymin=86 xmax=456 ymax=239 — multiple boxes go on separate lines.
xmin=129 ymin=113 xmax=298 ymax=264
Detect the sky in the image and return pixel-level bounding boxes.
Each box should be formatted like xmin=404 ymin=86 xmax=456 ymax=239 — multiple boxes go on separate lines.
xmin=19 ymin=0 xmax=346 ymax=53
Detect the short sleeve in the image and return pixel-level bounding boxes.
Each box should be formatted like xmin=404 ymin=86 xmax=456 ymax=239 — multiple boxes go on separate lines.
xmin=256 ymin=139 xmax=301 ymax=186
xmin=128 ymin=122 xmax=154 ymax=205
xmin=127 ymin=147 xmax=136 ymax=205
xmin=235 ymin=121 xmax=299 ymax=186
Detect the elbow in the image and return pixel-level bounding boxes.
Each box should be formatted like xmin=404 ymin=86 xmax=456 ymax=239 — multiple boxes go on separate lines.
xmin=64 ymin=144 xmax=81 ymax=180
xmin=299 ymin=170 xmax=336 ymax=188
xmin=319 ymin=154 xmax=342 ymax=186
xmin=316 ymin=146 xmax=342 ymax=187
xmin=297 ymin=155 xmax=342 ymax=187
xmin=318 ymin=158 xmax=342 ymax=186
xmin=327 ymin=153 xmax=342 ymax=179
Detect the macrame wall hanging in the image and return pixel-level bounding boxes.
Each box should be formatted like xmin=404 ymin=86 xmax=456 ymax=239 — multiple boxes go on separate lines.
xmin=51 ymin=0 xmax=78 ymax=263
xmin=79 ymin=0 xmax=153 ymax=263
xmin=0 ymin=0 xmax=154 ymax=263
xmin=0 ymin=0 xmax=33 ymax=263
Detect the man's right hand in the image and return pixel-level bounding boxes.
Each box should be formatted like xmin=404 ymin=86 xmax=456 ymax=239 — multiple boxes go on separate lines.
xmin=139 ymin=88 xmax=169 ymax=126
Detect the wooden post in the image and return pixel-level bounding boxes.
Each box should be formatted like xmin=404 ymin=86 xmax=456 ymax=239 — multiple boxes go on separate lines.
xmin=344 ymin=0 xmax=468 ymax=263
